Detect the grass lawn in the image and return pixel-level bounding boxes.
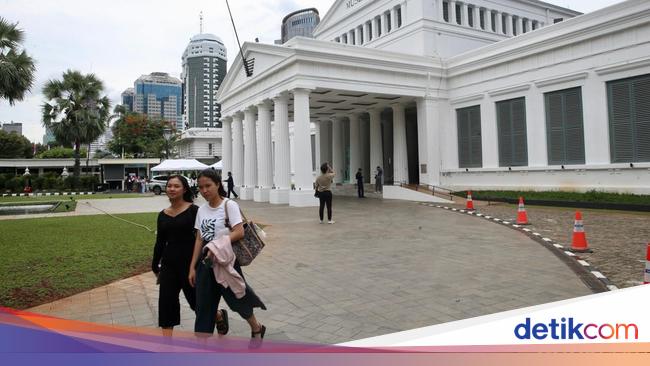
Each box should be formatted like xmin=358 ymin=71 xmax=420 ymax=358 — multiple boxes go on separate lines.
xmin=0 ymin=193 xmax=154 ymax=203
xmin=0 ymin=213 xmax=158 ymax=309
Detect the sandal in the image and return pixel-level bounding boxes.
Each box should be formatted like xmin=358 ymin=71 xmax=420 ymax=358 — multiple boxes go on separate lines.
xmin=251 ymin=324 xmax=266 ymax=339
xmin=216 ymin=309 xmax=229 ymax=335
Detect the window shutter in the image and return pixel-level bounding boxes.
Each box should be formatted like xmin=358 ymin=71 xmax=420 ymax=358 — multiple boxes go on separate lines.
xmin=497 ymin=98 xmax=527 ymax=166
xmin=457 ymin=105 xmax=482 ymax=168
xmin=470 ymin=107 xmax=483 ymax=167
xmin=545 ymin=88 xmax=585 ymax=165
xmin=546 ymin=92 xmax=565 ymax=165
xmin=511 ymin=98 xmax=528 ymax=166
xmin=633 ymin=77 xmax=650 ymax=161
xmin=457 ymin=109 xmax=470 ymax=167
xmin=609 ymin=81 xmax=634 ymax=162
xmin=497 ymin=101 xmax=512 ymax=166
xmin=564 ymin=88 xmax=585 ymax=164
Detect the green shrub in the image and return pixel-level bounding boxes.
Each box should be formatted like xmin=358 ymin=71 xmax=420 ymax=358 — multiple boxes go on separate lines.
xmin=32 ymin=176 xmax=45 ymax=190
xmin=5 ymin=177 xmax=25 ymax=193
xmin=36 ymin=147 xmax=87 ymax=159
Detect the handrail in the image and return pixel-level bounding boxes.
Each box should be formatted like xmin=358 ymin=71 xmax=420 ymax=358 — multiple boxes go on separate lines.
xmin=399 ymin=182 xmax=454 ymax=200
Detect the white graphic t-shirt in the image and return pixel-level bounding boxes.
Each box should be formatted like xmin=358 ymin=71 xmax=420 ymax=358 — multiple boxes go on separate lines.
xmin=194 ymin=199 xmax=243 ymax=243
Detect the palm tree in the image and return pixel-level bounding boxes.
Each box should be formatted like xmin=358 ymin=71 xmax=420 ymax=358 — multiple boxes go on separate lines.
xmin=42 ymin=70 xmax=110 ymax=178
xmin=0 ymin=17 xmax=36 ymax=105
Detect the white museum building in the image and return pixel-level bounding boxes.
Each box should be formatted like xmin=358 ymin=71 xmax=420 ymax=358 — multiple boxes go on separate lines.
xmin=217 ymin=0 xmax=650 ymax=207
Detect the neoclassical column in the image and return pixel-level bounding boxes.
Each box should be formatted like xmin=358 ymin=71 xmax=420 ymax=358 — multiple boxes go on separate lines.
xmin=241 ymin=106 xmax=257 ymax=200
xmin=231 ymin=112 xmax=244 ymax=193
xmin=461 ymin=2 xmax=469 ymax=26
xmin=348 ymin=29 xmax=355 ymax=45
xmin=355 ymin=26 xmax=362 ymax=45
xmin=392 ymin=104 xmax=408 ymax=185
xmin=369 ymin=108 xmax=383 ymax=185
xmin=254 ymin=100 xmax=272 ymax=202
xmin=221 ymin=116 xmax=233 ymax=178
xmin=472 ymin=6 xmax=480 ymax=29
xmin=524 ymin=18 xmax=531 ymax=33
xmin=450 ymin=0 xmax=457 ymax=25
xmin=383 ymin=12 xmax=389 ymax=34
xmin=495 ymin=11 xmax=503 ymax=34
xmin=290 ymin=88 xmax=317 ymax=207
xmin=348 ymin=113 xmax=361 ymax=184
xmin=270 ymin=93 xmax=291 ymax=204
xmin=485 ymin=9 xmax=493 ymax=32
xmin=437 ymin=0 xmax=445 ymax=22
xmin=390 ymin=7 xmax=397 ymax=31
xmin=331 ymin=117 xmax=344 ymax=184
xmin=365 ymin=21 xmax=372 ymax=42
xmin=515 ymin=16 xmax=523 ymax=35
xmin=505 ymin=14 xmax=513 ymax=36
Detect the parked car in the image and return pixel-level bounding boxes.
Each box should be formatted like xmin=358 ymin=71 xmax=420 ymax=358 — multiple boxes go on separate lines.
xmin=147 ymin=175 xmax=191 ymax=195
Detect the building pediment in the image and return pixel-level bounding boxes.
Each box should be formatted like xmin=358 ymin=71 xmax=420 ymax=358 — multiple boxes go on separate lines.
xmin=217 ymin=43 xmax=293 ymax=105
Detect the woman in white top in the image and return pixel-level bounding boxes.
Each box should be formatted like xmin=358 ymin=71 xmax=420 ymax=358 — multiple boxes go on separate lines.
xmin=189 ymin=169 xmax=266 ymax=339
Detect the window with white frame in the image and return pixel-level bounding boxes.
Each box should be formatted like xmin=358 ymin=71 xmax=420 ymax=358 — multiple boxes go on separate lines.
xmin=607 ymin=74 xmax=650 ymax=163
xmin=545 ymin=87 xmax=585 ymax=165
xmin=457 ymin=105 xmax=483 ymax=168
xmin=496 ymin=97 xmax=528 ymax=167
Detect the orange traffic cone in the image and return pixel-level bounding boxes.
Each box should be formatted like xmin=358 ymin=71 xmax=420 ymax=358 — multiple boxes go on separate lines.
xmin=643 ymin=243 xmax=650 ymax=285
xmin=516 ymin=197 xmax=529 ymax=225
xmin=570 ymin=211 xmax=591 ymax=252
xmin=466 ymin=191 xmax=475 ymax=211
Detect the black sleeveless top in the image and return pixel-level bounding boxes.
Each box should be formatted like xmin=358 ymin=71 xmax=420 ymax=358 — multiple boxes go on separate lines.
xmin=152 ymin=204 xmax=199 ymax=274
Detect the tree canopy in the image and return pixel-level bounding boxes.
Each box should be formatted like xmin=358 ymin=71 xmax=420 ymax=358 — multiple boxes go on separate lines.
xmin=108 ymin=112 xmax=177 ymax=158
xmin=0 ymin=129 xmax=32 ymax=158
xmin=41 ymin=70 xmax=110 ymax=177
xmin=0 ymin=17 xmax=36 ymax=105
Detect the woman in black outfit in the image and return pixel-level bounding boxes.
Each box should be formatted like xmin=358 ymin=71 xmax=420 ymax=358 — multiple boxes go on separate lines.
xmin=152 ymin=175 xmax=228 ymax=336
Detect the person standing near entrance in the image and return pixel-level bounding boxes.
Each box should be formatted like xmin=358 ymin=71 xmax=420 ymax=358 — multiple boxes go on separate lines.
xmin=355 ymin=168 xmax=364 ymax=198
xmin=226 ymin=172 xmax=238 ymax=199
xmin=315 ymin=162 xmax=335 ymax=224
xmin=374 ymin=166 xmax=383 ymax=193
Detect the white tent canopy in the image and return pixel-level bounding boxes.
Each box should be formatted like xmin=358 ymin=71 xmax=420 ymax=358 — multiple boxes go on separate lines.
xmin=150 ymin=159 xmax=208 ymax=172
xmin=209 ymin=160 xmax=222 ymax=170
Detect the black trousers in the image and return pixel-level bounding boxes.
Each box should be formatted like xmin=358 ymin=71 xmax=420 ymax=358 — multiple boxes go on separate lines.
xmin=227 ymin=185 xmax=238 ymax=198
xmin=318 ymin=190 xmax=333 ymax=221
xmin=158 ymin=265 xmax=196 ymax=328
xmin=357 ymin=182 xmax=364 ymax=197
xmin=194 ymin=258 xmax=266 ymax=334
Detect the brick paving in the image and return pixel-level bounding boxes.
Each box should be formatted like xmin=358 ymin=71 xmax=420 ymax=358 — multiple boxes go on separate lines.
xmin=445 ymin=197 xmax=650 ymax=289
xmin=29 ymin=195 xmax=593 ymax=344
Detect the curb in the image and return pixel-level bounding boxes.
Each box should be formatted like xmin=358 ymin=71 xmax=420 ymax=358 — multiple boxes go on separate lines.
xmin=2 ymin=192 xmax=95 ymax=197
xmin=420 ymin=202 xmax=616 ymax=293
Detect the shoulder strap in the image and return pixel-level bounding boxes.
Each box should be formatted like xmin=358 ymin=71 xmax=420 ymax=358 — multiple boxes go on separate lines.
xmin=224 ymin=198 xmax=231 ymax=229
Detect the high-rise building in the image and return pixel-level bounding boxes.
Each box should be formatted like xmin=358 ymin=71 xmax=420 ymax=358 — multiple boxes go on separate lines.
xmin=1 ymin=122 xmax=22 ymax=135
xmin=121 ymin=88 xmax=135 ymax=112
xmin=281 ymin=8 xmax=320 ymax=44
xmin=43 ymin=127 xmax=55 ymax=145
xmin=133 ymin=72 xmax=183 ymax=129
xmin=181 ymin=33 xmax=227 ymax=129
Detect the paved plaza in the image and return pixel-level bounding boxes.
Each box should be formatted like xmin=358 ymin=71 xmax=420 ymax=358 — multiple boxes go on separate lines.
xmin=29 ymin=195 xmax=593 ymax=344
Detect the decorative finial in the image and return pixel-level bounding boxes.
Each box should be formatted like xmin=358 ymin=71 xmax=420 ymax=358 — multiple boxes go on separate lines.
xmin=200 ymin=11 xmax=203 ymax=33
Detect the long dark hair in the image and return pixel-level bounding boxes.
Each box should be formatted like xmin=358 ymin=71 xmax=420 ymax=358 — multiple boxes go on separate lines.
xmin=167 ymin=174 xmax=193 ymax=203
xmin=198 ymin=169 xmax=227 ymax=198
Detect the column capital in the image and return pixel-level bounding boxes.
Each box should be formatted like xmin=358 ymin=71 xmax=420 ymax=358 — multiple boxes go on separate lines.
xmin=244 ymin=105 xmax=257 ymax=113
xmin=232 ymin=111 xmax=244 ymax=120
xmin=390 ymin=102 xmax=405 ymax=112
xmin=291 ymin=87 xmax=314 ymax=96
xmin=222 ymin=116 xmax=233 ymax=123
xmin=256 ymin=99 xmax=273 ymax=109
xmin=272 ymin=91 xmax=290 ymax=103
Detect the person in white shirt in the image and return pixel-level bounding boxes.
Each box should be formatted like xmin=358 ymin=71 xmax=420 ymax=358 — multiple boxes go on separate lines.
xmin=189 ymin=169 xmax=267 ymax=340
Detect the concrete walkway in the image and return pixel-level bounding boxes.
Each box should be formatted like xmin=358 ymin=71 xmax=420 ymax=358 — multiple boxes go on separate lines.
xmin=29 ymin=195 xmax=593 ymax=344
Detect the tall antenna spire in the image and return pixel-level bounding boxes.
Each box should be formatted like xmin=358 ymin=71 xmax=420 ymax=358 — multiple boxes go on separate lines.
xmin=199 ymin=11 xmax=203 ymax=33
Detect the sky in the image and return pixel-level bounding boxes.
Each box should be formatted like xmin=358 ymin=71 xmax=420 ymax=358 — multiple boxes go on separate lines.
xmin=0 ymin=0 xmax=625 ymax=143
